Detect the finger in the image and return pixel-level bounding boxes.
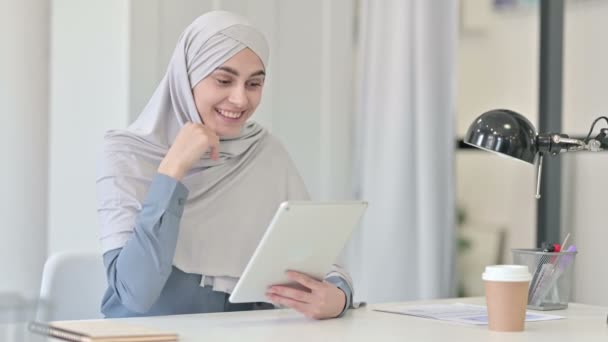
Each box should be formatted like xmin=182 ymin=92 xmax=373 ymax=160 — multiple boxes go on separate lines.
xmin=266 ymin=293 xmax=308 ymax=313
xmin=209 ymin=133 xmax=220 ymax=160
xmin=268 ymin=286 xmax=314 ymax=303
xmin=286 ymin=271 xmax=322 ymax=291
xmin=209 ymin=145 xmax=220 ymax=160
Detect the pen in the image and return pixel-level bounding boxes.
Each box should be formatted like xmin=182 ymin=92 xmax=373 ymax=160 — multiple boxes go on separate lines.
xmin=529 ymin=243 xmax=559 ymax=300
xmin=529 ymin=263 xmax=554 ymax=305
xmin=528 ymin=256 xmax=545 ymax=299
xmin=560 ymin=233 xmax=571 ymax=253
xmin=531 ymin=245 xmax=577 ymax=306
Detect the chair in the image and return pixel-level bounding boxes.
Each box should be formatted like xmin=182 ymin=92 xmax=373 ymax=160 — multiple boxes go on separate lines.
xmin=38 ymin=251 xmax=107 ymax=321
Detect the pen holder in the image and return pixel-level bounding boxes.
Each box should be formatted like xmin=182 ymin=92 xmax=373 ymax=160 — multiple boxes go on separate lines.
xmin=512 ymin=248 xmax=577 ymax=310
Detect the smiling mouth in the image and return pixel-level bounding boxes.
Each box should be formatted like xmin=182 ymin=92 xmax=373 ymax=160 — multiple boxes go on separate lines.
xmin=215 ymin=108 xmax=245 ymax=121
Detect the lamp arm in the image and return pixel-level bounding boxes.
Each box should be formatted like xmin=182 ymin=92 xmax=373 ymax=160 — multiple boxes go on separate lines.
xmin=537 ymin=133 xmax=606 ymax=155
xmin=534 ymin=130 xmax=605 ymax=199
xmin=553 ymin=135 xmax=587 ymax=152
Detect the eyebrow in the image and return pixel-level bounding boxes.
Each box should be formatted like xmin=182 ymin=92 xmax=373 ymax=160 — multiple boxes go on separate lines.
xmin=216 ymin=66 xmax=265 ymax=78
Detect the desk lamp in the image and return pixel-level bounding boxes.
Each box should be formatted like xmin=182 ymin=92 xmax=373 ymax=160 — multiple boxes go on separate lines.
xmin=464 ymin=109 xmax=608 ymax=198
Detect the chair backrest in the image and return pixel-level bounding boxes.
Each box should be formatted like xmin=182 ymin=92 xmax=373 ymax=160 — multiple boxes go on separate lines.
xmin=38 ymin=251 xmax=107 ymax=321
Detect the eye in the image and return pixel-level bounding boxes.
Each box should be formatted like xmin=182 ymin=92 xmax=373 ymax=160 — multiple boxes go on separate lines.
xmin=216 ymin=78 xmax=232 ymax=85
xmin=247 ymin=80 xmax=264 ymax=88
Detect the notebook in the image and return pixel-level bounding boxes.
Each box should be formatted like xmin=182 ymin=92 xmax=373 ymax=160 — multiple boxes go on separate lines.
xmin=28 ymin=320 xmax=178 ymax=342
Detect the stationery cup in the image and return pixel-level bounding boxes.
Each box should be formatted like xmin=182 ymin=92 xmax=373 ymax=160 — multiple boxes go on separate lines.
xmin=482 ymin=265 xmax=532 ymax=332
xmin=512 ymin=248 xmax=577 ymax=310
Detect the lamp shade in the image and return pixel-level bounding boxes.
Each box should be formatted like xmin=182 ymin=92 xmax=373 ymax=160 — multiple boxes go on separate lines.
xmin=464 ymin=109 xmax=538 ymax=164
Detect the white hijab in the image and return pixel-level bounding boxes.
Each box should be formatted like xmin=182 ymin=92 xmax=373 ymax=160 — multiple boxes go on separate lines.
xmin=96 ymin=11 xmax=309 ymax=293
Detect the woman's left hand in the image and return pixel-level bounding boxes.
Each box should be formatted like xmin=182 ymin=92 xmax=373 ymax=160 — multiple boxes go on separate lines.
xmin=266 ymin=271 xmax=346 ymax=319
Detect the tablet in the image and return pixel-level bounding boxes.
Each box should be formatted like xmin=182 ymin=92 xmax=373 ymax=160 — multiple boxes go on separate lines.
xmin=228 ymin=201 xmax=367 ymax=303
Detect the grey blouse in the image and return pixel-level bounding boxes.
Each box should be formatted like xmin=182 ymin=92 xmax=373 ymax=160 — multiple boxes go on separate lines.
xmin=100 ymin=173 xmax=352 ymax=318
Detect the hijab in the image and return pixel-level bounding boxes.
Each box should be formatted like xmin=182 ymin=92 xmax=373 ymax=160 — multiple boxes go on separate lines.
xmin=96 ymin=11 xmax=309 ymax=293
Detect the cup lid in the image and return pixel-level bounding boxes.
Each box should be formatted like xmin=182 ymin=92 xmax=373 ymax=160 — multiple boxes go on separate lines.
xmin=482 ymin=265 xmax=531 ymax=282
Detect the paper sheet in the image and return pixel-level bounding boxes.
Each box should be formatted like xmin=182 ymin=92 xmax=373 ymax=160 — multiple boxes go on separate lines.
xmin=373 ymin=303 xmax=564 ymax=325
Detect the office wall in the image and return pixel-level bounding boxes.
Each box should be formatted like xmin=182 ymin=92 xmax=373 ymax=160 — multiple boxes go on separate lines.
xmin=0 ymin=0 xmax=49 ymax=297
xmin=457 ymin=4 xmax=539 ymax=266
xmin=47 ymin=0 xmax=355 ymax=256
xmin=562 ymin=1 xmax=608 ymax=306
xmin=48 ymin=0 xmax=130 ymax=254
xmin=457 ymin=0 xmax=608 ymax=305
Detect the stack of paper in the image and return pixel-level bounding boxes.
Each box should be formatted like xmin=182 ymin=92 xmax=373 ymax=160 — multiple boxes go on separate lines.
xmin=373 ymin=303 xmax=563 ymax=325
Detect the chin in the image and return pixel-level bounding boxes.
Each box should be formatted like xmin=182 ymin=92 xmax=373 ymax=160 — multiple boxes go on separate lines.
xmin=216 ymin=125 xmax=244 ymax=138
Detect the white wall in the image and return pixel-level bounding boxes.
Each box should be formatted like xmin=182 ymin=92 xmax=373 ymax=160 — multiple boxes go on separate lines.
xmin=48 ymin=0 xmax=130 ymax=254
xmin=562 ymin=0 xmax=608 ymax=306
xmin=457 ymin=4 xmax=539 ymax=266
xmin=270 ymin=0 xmax=355 ymax=200
xmin=0 ymin=0 xmax=49 ymax=297
xmin=48 ymin=0 xmax=355 ymax=257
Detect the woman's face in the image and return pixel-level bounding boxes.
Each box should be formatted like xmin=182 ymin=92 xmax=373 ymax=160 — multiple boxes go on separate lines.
xmin=192 ymin=48 xmax=265 ymax=137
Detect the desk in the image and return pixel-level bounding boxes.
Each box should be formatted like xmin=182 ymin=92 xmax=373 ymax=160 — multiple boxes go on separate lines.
xmin=53 ymin=297 xmax=608 ymax=341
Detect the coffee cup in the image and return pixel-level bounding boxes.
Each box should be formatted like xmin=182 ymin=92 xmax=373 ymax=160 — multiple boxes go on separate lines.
xmin=482 ymin=265 xmax=531 ymax=332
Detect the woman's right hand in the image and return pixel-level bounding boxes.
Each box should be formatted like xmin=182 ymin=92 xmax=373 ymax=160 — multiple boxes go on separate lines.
xmin=157 ymin=122 xmax=219 ymax=181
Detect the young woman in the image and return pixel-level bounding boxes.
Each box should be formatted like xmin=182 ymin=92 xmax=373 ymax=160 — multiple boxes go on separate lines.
xmin=96 ymin=10 xmax=352 ymax=319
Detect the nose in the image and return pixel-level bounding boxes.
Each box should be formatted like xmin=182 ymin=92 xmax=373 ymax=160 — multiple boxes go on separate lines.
xmin=228 ymin=85 xmax=248 ymax=108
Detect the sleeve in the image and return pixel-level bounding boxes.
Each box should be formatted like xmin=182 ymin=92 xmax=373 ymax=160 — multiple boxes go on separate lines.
xmin=100 ymin=173 xmax=189 ymax=313
xmin=325 ymin=264 xmax=354 ymax=318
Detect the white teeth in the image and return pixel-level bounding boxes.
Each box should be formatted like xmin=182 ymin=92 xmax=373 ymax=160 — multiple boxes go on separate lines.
xmin=217 ymin=109 xmax=243 ymax=119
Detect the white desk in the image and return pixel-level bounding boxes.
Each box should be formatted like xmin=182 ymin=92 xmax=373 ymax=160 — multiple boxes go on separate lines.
xmin=55 ymin=297 xmax=608 ymax=341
